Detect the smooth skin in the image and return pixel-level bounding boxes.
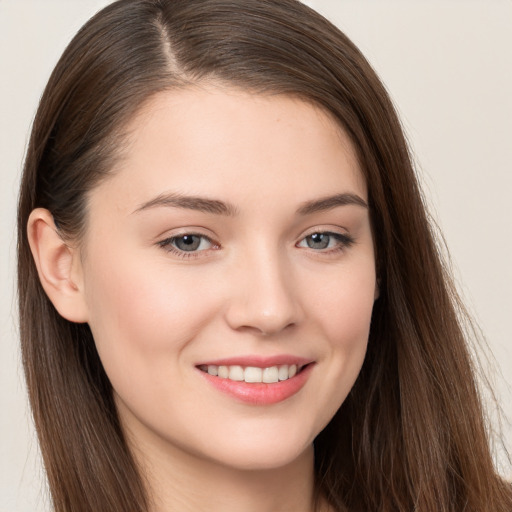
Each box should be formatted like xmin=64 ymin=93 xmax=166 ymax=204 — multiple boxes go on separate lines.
xmin=28 ymin=85 xmax=377 ymax=512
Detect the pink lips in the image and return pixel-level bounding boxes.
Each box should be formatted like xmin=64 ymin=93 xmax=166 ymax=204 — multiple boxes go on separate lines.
xmin=195 ymin=355 xmax=314 ymax=405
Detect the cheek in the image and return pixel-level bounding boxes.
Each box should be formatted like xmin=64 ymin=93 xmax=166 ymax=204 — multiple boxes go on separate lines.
xmin=308 ymin=261 xmax=376 ymax=346
xmin=82 ymin=252 xmax=219 ymax=393
xmin=302 ymin=262 xmax=376 ymax=423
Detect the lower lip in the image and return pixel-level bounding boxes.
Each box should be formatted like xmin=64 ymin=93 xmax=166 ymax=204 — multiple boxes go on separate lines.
xmin=197 ymin=364 xmax=314 ymax=405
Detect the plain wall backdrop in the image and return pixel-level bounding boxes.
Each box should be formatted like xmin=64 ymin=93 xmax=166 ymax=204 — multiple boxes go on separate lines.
xmin=1 ymin=1 xmax=511 ymax=510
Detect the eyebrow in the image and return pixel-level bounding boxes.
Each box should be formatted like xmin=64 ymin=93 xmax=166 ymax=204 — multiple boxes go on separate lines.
xmin=296 ymin=193 xmax=368 ymax=215
xmin=133 ymin=192 xmax=239 ymax=216
xmin=133 ymin=191 xmax=367 ymax=216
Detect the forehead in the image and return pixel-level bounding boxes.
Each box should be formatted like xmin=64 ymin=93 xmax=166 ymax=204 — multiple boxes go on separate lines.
xmin=92 ymin=85 xmax=366 ymax=214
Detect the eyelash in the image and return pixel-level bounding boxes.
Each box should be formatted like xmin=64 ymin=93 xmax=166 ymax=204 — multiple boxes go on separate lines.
xmin=157 ymin=230 xmax=355 ymax=259
xmin=296 ymin=231 xmax=355 ymax=254
xmin=157 ymin=233 xmax=218 ymax=259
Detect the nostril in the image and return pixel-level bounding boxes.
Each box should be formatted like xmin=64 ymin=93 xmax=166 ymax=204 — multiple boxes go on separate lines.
xmin=234 ymin=319 xmax=296 ymax=337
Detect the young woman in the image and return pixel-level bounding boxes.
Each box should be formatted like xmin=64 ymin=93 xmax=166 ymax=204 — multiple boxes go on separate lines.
xmin=17 ymin=0 xmax=512 ymax=510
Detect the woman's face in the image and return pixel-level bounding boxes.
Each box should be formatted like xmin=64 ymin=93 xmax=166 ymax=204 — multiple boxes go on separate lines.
xmin=78 ymin=86 xmax=377 ymax=471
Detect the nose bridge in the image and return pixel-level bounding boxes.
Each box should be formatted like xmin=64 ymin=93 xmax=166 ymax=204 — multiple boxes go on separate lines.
xmin=224 ymin=242 xmax=301 ymax=335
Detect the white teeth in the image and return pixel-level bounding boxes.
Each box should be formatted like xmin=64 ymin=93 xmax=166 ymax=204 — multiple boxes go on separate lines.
xmin=218 ymin=365 xmax=229 ymax=379
xmin=228 ymin=365 xmax=244 ymax=381
xmin=244 ymin=366 xmax=263 ymax=383
xmin=262 ymin=366 xmax=279 ymax=383
xmin=278 ymin=365 xmax=289 ymax=381
xmin=200 ymin=363 xmax=304 ymax=383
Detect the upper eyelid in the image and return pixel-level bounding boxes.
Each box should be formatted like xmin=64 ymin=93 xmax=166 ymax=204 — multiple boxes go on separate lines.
xmin=297 ymin=226 xmax=350 ymax=239
xmin=155 ymin=227 xmax=217 ymax=242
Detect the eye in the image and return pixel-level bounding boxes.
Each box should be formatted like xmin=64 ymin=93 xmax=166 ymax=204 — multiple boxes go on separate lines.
xmin=297 ymin=231 xmax=354 ymax=251
xmin=158 ymin=234 xmax=215 ymax=254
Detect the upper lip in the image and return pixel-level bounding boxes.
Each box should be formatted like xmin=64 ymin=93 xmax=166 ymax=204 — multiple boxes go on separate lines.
xmin=195 ymin=355 xmax=314 ymax=368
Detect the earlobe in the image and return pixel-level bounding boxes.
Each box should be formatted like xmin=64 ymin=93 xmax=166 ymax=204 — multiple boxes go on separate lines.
xmin=27 ymin=208 xmax=89 ymax=323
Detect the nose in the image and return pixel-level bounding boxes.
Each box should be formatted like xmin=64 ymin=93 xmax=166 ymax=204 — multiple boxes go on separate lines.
xmin=224 ymin=248 xmax=303 ymax=336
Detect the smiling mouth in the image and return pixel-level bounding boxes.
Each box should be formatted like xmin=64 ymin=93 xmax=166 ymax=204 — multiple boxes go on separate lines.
xmin=197 ymin=364 xmax=308 ymax=384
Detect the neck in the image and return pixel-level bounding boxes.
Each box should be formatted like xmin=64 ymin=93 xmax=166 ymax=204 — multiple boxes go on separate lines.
xmin=129 ymin=431 xmax=321 ymax=512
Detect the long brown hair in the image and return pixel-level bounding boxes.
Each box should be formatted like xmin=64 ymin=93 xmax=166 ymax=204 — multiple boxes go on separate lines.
xmin=17 ymin=0 xmax=511 ymax=510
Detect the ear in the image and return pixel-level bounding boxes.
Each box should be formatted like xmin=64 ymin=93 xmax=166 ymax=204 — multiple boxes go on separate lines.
xmin=27 ymin=208 xmax=89 ymax=323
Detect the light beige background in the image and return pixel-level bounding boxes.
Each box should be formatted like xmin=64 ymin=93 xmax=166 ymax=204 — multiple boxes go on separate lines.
xmin=1 ymin=1 xmax=511 ymax=510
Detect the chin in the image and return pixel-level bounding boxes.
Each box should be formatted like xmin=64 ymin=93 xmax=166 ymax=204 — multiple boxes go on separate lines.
xmin=210 ymin=441 xmax=313 ymax=472
xmin=192 ymin=418 xmax=318 ymax=472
